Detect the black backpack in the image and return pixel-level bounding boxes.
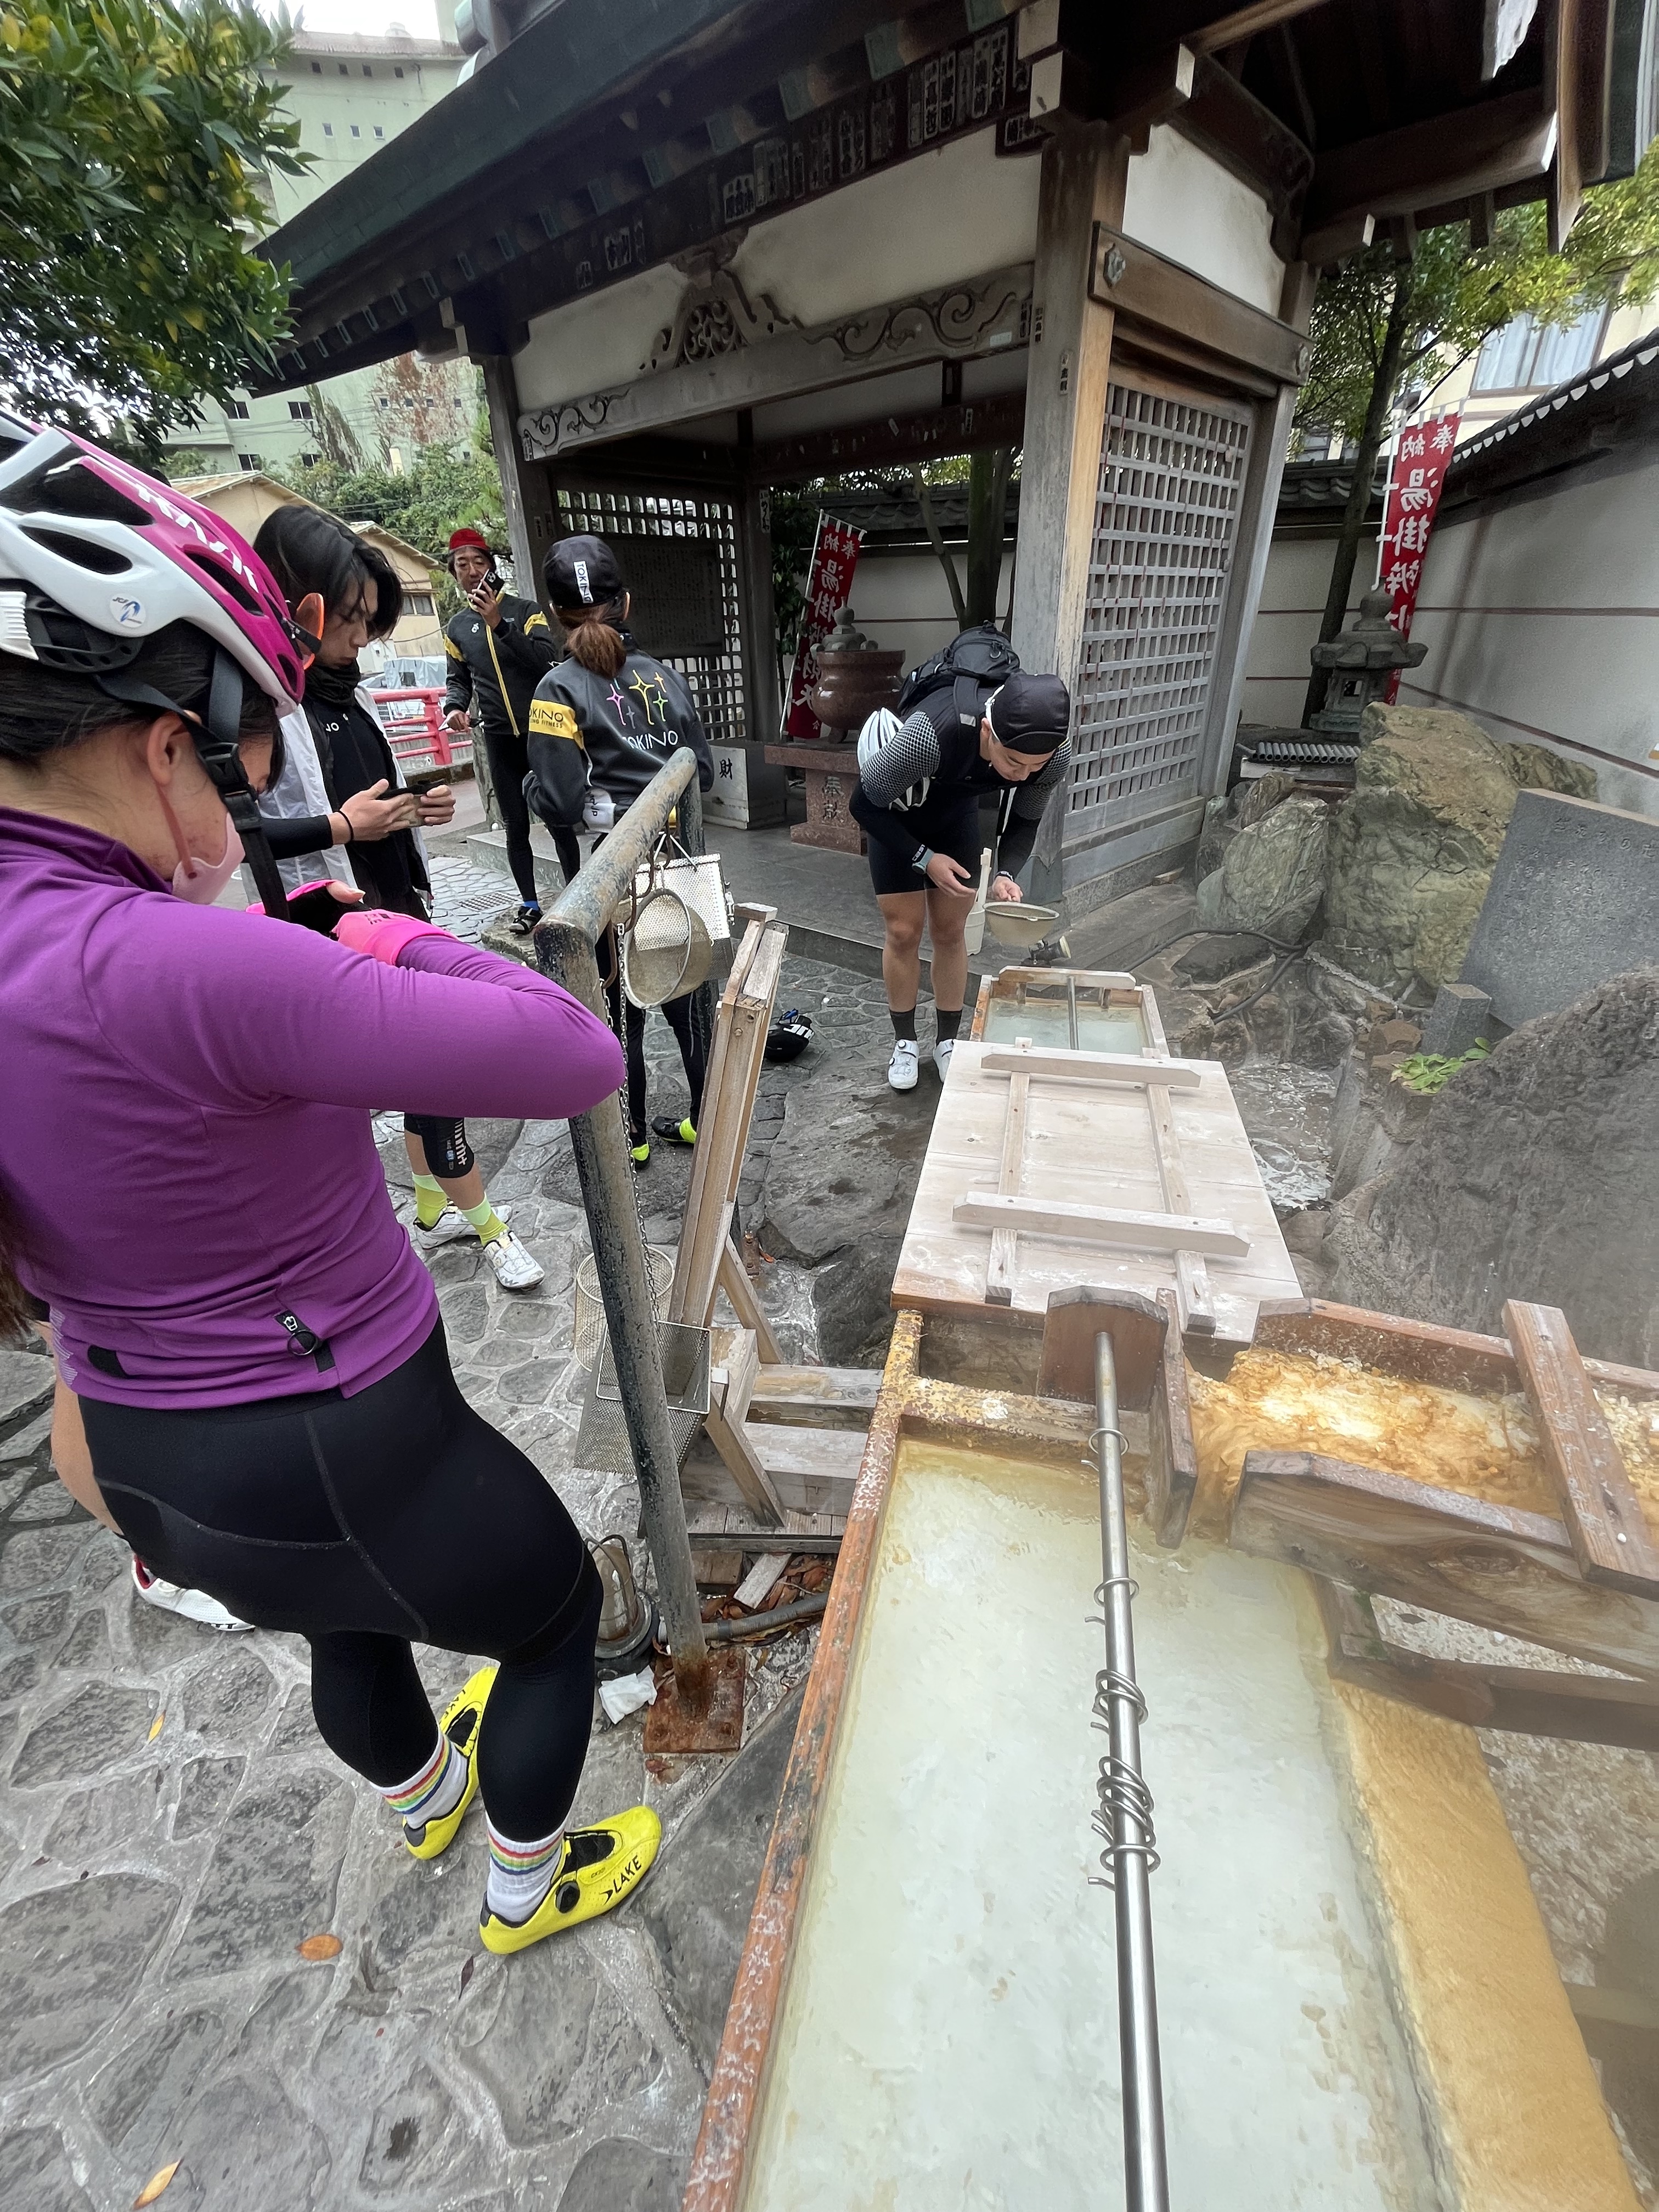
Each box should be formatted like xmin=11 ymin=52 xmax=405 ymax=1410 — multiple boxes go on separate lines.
xmin=895 ymin=621 xmax=1020 ymax=725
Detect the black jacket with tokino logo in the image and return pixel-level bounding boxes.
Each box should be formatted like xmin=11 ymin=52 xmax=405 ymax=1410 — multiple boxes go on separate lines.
xmin=524 ymin=635 xmax=714 ymax=830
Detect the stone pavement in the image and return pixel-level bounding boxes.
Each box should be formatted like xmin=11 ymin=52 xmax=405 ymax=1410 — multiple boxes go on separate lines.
xmin=0 ymin=862 xmax=917 ymax=2212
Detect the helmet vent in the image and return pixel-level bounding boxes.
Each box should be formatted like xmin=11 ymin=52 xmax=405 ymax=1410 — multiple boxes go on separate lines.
xmin=184 ymin=546 xmax=260 ymax=613
xmin=38 ymin=460 xmax=155 ymax=528
xmin=20 ymin=525 xmax=132 ymax=576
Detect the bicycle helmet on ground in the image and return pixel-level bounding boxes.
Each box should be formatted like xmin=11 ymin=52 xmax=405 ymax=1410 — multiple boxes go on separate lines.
xmin=0 ymin=410 xmax=315 ymax=916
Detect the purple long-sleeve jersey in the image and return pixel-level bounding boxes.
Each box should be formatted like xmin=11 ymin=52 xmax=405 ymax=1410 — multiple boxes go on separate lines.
xmin=0 ymin=807 xmax=624 ymax=1408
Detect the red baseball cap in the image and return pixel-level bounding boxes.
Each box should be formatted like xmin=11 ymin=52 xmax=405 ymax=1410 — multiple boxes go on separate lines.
xmin=448 ymin=527 xmax=490 ymax=553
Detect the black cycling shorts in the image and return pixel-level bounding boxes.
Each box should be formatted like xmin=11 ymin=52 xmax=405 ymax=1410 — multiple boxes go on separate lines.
xmin=402 ymin=1114 xmax=473 ymax=1178
xmin=865 ymin=791 xmax=982 ymax=898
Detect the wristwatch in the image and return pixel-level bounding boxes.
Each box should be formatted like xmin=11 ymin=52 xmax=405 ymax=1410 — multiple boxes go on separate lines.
xmin=913 ymin=845 xmax=933 ymax=876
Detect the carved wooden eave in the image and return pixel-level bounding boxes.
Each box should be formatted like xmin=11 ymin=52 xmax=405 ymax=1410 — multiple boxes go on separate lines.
xmin=637 ymin=237 xmax=799 ymax=375
xmin=518 ymin=261 xmax=1034 ymax=459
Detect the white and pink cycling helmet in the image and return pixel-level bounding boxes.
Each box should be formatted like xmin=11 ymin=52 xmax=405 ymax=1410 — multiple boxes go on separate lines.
xmin=0 ymin=410 xmax=315 ymax=913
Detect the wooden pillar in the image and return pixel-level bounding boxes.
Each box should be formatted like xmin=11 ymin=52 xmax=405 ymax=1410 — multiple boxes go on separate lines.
xmin=479 ymin=353 xmax=559 ymax=610
xmin=733 ymin=477 xmax=780 ymax=744
xmin=1200 ymin=259 xmax=1320 ymax=785
xmin=1009 ymin=121 xmax=1130 ymax=903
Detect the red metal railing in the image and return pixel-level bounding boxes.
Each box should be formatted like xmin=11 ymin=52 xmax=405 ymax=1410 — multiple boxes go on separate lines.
xmin=370 ymin=687 xmax=473 ymax=779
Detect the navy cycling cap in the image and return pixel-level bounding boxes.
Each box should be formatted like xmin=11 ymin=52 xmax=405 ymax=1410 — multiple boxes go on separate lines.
xmin=544 ymin=533 xmax=626 ymax=610
xmin=988 ymin=670 xmax=1071 ymax=754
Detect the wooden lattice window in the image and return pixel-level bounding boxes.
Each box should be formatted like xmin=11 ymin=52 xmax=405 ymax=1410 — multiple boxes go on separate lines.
xmin=1066 ymin=376 xmax=1251 ymax=832
xmin=555 ymin=489 xmax=744 ymax=744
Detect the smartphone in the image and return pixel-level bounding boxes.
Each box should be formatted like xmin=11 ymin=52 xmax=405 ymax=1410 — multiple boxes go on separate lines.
xmin=472 ymin=568 xmax=504 ymax=601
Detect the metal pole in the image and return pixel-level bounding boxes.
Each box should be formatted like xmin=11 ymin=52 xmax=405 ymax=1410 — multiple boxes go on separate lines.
xmin=534 ymin=749 xmax=709 ymax=1703
xmin=1094 ymin=1328 xmax=1170 ymax=2212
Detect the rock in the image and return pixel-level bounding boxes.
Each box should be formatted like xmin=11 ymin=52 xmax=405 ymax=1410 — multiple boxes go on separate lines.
xmin=557 ymin=2138 xmax=685 ymax=2211
xmin=0 ymin=2127 xmax=93 ymax=2212
xmin=1327 ymin=1050 xmax=1436 ymax=1200
xmin=87 ymin=2006 xmax=226 ymax=2157
xmin=12 ymin=1683 xmax=157 ymax=1787
xmin=1237 ymin=769 xmax=1301 ymax=827
xmin=168 ymin=1770 xmax=352 ymax=1980
xmin=154 ymin=2072 xmax=331 ymax=2211
xmin=1320 ymin=704 xmax=1520 ymax=994
xmin=638 ymin=1684 xmax=803 ymax=2073
xmin=458 ymin=1942 xmax=661 ymax=2149
xmin=1195 ymin=793 xmax=1238 ymax=881
xmin=0 ymin=1344 xmax=53 ymax=1427
xmin=1194 ymin=796 xmax=1329 ymax=944
xmin=0 ymin=1873 xmax=179 ymax=2081
xmin=54 ymin=1606 xmax=110 ymax=1670
xmin=1499 ymin=740 xmax=1597 ymax=799
xmin=182 ymin=1646 xmax=273 ymax=1740
xmin=356 ymin=2058 xmax=468 ymax=2194
xmin=1327 ymin=967 xmax=1659 ymax=1364
xmin=44 ymin=1769 xmax=163 ymax=1861
xmin=172 ymin=1754 xmax=245 ymax=1840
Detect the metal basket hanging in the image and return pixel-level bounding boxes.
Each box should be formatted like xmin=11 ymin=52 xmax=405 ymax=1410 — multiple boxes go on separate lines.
xmin=620 ymin=884 xmax=714 ymax=1009
xmin=572 ymin=1245 xmax=675 ymax=1372
xmin=574 ymin=1320 xmax=712 ymax=1477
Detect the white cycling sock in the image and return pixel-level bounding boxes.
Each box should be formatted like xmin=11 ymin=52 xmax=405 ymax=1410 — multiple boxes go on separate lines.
xmin=485 ymin=1817 xmax=566 ymax=1922
xmin=383 ymin=1737 xmax=468 ymax=1832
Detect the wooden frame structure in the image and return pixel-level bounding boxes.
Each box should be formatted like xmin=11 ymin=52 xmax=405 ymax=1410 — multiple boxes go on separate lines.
xmin=669 ymin=906 xmax=869 ymax=1550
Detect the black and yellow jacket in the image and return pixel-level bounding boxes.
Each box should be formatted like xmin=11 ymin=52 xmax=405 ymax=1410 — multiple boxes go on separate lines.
xmin=524 ymin=636 xmax=714 ymax=827
xmin=442 ymin=590 xmax=555 ymax=748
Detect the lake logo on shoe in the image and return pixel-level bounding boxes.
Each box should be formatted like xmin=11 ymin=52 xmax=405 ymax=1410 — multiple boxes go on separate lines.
xmin=602 ymin=1850 xmax=644 ymax=1904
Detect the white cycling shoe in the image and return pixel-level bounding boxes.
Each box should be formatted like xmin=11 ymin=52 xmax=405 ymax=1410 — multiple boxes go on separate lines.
xmin=888 ymin=1039 xmax=921 ymax=1092
xmin=484 ymin=1229 xmax=545 ymax=1292
xmin=933 ymin=1038 xmax=956 ymax=1081
xmin=132 ymin=1558 xmax=252 ymax=1633
xmin=415 ymin=1202 xmax=511 ymax=1252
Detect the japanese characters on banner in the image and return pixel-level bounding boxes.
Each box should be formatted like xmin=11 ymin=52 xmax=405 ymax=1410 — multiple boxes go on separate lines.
xmin=782 ymin=515 xmax=863 ymax=741
xmin=1376 ymin=409 xmax=1460 ymax=703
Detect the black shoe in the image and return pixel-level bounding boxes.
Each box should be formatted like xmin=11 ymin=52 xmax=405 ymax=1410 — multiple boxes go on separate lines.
xmin=509 ymin=903 xmax=541 ymax=936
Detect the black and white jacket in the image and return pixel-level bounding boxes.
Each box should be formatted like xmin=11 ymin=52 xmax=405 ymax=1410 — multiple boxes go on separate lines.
xmin=850 ymin=682 xmax=1070 ymax=879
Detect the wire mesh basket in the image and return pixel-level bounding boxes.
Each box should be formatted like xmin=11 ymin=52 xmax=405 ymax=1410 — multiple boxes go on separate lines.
xmin=574 ymin=1321 xmax=711 ymax=1477
xmin=572 ymin=1245 xmax=675 ymax=1372
xmin=621 ymin=885 xmax=714 ymax=1008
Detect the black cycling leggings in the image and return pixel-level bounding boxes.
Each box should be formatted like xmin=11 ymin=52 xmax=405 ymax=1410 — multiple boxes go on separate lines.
xmin=604 ymin=965 xmax=707 ymax=1140
xmin=81 ymin=1322 xmax=601 ymax=1838
xmin=403 ymin=1114 xmax=473 ymax=1179
xmin=483 ymin=728 xmax=580 ymax=904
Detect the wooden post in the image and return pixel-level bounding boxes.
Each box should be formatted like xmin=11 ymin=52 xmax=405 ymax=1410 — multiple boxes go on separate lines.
xmin=1198 ymin=257 xmax=1318 ymax=789
xmin=1009 ymin=120 xmax=1131 ymax=903
xmin=479 ymin=353 xmax=560 ymax=609
xmin=734 ymin=476 xmax=781 ymax=745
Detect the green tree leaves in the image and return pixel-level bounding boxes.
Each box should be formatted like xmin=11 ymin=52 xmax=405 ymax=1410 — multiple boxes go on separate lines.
xmin=0 ymin=0 xmax=308 ymax=456
xmin=1297 ymin=146 xmax=1659 ymax=445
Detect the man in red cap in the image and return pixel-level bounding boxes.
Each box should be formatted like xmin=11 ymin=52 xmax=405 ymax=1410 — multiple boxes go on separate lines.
xmin=442 ymin=528 xmax=576 ymax=929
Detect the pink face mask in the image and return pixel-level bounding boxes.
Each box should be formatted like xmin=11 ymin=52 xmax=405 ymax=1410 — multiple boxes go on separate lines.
xmin=155 ymin=787 xmax=245 ymax=905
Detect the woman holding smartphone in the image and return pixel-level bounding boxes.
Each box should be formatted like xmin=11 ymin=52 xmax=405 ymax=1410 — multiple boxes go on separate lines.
xmin=255 ymin=506 xmax=544 ymax=1291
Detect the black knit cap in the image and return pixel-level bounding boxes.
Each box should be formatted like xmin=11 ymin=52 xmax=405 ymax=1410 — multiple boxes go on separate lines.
xmin=544 ymin=533 xmax=626 ymax=610
xmin=988 ymin=670 xmax=1071 ymax=754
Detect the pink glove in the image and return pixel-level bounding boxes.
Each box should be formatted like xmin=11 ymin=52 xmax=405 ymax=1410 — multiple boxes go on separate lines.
xmin=333 ymin=909 xmax=454 ymax=964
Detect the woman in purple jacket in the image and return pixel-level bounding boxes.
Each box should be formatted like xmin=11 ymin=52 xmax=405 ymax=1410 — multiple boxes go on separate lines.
xmin=0 ymin=414 xmax=657 ymax=1957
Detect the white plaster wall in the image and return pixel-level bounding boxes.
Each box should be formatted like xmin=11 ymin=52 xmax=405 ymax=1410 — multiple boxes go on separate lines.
xmin=1405 ymin=453 xmax=1659 ymax=818
xmin=515 ymin=262 xmax=687 ymax=413
xmin=731 ymin=128 xmax=1040 ymax=330
xmin=844 ymin=547 xmax=1016 ymax=677
xmin=1123 ymin=126 xmax=1283 ymax=315
xmin=1241 ymin=531 xmax=1380 ymax=728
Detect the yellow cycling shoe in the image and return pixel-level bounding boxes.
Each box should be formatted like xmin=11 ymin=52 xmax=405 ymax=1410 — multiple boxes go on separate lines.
xmin=403 ymin=1664 xmax=496 ymax=1861
xmin=478 ymin=1805 xmax=662 ymax=1955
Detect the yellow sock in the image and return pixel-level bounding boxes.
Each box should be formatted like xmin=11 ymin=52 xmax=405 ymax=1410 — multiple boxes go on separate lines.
xmin=413 ymin=1175 xmax=447 ymax=1229
xmin=461 ymin=1197 xmax=506 ymax=1245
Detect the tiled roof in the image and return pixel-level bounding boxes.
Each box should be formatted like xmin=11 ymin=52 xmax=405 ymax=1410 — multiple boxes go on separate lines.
xmin=1446 ymin=325 xmax=1659 ymax=475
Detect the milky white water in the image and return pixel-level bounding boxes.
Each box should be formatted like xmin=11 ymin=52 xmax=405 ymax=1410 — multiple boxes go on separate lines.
xmin=738 ymin=1441 xmax=1436 ymax=2212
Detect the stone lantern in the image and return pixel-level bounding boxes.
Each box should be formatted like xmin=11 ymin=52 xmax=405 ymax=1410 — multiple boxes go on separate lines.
xmin=1307 ymin=588 xmax=1426 ymax=736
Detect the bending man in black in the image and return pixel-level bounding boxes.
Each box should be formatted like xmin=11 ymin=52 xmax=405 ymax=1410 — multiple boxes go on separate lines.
xmin=442 ymin=527 xmax=580 ymax=932
xmin=850 ymin=669 xmax=1071 ymax=1091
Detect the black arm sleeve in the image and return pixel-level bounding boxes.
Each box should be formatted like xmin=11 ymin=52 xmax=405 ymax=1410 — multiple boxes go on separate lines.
xmin=441 ymin=628 xmax=473 ymax=719
xmin=994 ymin=742 xmax=1071 ymax=879
xmin=263 ymin=813 xmax=335 ymax=860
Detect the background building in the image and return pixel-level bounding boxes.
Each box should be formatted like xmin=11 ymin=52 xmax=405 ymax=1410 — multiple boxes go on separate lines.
xmin=164 ymin=27 xmax=469 ymax=481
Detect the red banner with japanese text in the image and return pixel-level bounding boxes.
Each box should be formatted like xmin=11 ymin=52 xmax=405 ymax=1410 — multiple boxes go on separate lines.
xmin=781 ymin=515 xmax=863 ymax=740
xmin=1377 ymin=409 xmax=1459 ymax=702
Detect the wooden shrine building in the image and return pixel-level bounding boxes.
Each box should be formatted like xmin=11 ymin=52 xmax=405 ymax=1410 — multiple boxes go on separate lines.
xmin=258 ymin=0 xmax=1659 ymax=914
